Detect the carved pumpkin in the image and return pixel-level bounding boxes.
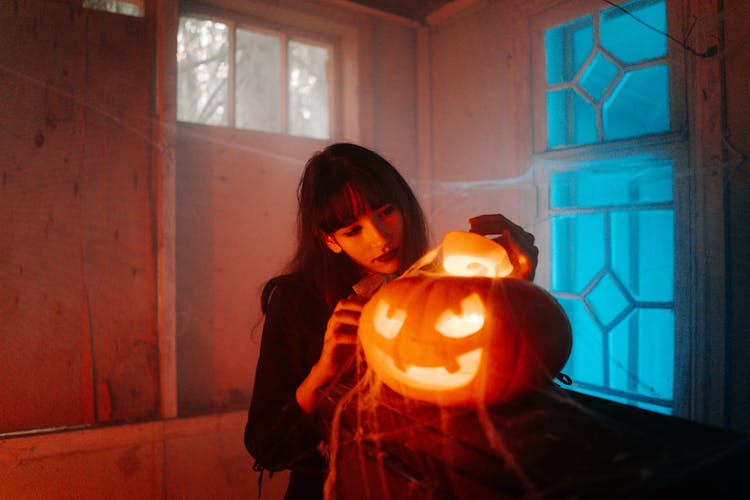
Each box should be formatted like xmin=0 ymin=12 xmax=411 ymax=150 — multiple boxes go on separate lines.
xmin=358 ymin=231 xmax=572 ymax=406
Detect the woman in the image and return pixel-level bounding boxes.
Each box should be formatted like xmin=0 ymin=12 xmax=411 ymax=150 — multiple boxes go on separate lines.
xmin=244 ymin=143 xmax=537 ymax=499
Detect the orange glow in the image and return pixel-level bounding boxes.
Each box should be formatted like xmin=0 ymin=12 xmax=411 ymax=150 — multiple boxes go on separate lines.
xmin=358 ymin=231 xmax=572 ymax=407
xmin=369 ymin=346 xmax=482 ymax=391
xmin=434 ymin=293 xmax=485 ymax=338
xmin=372 ymin=299 xmax=406 ymax=339
xmin=441 ymin=231 xmax=513 ymax=277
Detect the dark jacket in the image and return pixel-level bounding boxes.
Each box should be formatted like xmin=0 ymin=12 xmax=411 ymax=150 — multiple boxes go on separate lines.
xmin=245 ymin=274 xmax=332 ymax=499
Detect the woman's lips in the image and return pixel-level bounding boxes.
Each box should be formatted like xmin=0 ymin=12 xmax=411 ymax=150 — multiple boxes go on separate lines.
xmin=375 ymin=249 xmax=398 ymax=262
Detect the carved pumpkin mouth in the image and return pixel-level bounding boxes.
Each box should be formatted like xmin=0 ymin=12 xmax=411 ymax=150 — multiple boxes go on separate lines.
xmin=369 ymin=346 xmax=483 ymax=391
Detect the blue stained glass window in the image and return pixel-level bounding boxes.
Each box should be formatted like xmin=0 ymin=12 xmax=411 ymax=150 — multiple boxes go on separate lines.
xmin=544 ymin=0 xmax=670 ymax=148
xmin=549 ymin=157 xmax=674 ymax=414
xmin=543 ymin=0 xmax=674 ymax=414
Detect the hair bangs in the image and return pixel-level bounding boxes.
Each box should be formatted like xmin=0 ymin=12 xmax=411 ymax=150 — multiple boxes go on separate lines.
xmin=318 ymin=178 xmax=391 ymax=234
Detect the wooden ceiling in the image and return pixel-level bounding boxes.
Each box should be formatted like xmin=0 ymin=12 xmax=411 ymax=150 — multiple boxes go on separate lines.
xmin=346 ymin=0 xmax=456 ymax=22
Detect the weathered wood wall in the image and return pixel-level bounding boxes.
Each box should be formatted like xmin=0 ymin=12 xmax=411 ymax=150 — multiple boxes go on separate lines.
xmin=1 ymin=0 xmax=159 ymax=433
xmin=1 ymin=0 xmax=747 ymax=498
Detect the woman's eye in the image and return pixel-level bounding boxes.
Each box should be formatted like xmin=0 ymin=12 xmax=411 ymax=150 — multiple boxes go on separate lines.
xmin=344 ymin=226 xmax=361 ymax=237
xmin=380 ymin=205 xmax=395 ymax=217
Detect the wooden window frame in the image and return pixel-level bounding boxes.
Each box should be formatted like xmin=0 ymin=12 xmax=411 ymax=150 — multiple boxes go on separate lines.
xmin=178 ymin=2 xmax=340 ymax=139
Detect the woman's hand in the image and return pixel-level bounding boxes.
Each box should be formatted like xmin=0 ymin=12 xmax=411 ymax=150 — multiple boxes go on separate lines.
xmin=317 ymin=294 xmax=367 ymax=380
xmin=296 ymin=294 xmax=367 ymax=413
xmin=469 ymin=214 xmax=539 ymax=281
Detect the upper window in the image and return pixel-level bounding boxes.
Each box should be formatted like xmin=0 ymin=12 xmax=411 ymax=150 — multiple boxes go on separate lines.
xmin=177 ymin=15 xmax=334 ymax=139
xmin=543 ymin=0 xmax=671 ymax=148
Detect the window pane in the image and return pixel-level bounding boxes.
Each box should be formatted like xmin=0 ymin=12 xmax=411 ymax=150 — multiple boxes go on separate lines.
xmin=579 ymin=53 xmax=620 ymax=103
xmin=558 ymin=298 xmax=604 ymax=386
xmin=550 ymin=158 xmax=672 ymax=208
xmin=608 ymin=309 xmax=674 ymax=402
xmin=545 ymin=16 xmax=593 ymax=84
xmin=609 ymin=312 xmax=635 ymax=393
xmin=177 ymin=17 xmax=229 ymax=126
xmin=636 ymin=308 xmax=674 ymax=399
xmin=288 ymin=41 xmax=330 ymax=139
xmin=600 ymin=0 xmax=667 ymax=64
xmin=612 ymin=210 xmax=674 ymax=302
xmin=587 ymin=273 xmax=631 ymax=328
xmin=547 ymin=89 xmax=596 ymax=147
xmin=235 ymin=29 xmax=282 ymax=133
xmin=604 ymin=65 xmax=670 ymax=140
xmin=551 ymin=213 xmax=605 ymax=294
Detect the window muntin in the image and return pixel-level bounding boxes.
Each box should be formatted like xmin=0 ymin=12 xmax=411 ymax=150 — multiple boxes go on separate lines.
xmin=177 ymin=15 xmax=332 ymax=139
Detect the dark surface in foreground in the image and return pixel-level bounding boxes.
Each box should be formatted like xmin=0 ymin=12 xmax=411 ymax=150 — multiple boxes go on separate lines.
xmin=321 ymin=379 xmax=750 ymax=499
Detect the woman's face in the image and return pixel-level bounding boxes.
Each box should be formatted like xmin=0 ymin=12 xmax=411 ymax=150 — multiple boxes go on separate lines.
xmin=325 ymin=203 xmax=404 ymax=275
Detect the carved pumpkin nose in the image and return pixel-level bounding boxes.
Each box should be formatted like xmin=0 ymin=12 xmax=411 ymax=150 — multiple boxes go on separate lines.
xmin=434 ymin=294 xmax=485 ymax=338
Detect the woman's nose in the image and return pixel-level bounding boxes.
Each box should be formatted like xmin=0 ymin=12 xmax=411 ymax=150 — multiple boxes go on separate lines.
xmin=365 ymin=220 xmax=389 ymax=247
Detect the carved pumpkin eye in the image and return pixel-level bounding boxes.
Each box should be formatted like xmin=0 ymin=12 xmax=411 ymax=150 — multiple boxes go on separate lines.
xmin=372 ymin=299 xmax=406 ymax=339
xmin=433 ymin=293 xmax=485 ymax=338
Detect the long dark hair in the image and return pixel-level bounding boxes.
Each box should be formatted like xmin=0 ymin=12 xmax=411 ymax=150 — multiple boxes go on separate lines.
xmin=263 ymin=143 xmax=430 ymax=310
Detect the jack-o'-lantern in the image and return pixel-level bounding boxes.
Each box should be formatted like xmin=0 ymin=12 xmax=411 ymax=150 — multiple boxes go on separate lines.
xmin=358 ymin=231 xmax=572 ymax=406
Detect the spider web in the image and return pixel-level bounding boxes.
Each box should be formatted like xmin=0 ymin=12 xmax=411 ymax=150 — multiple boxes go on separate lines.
xmin=1 ymin=2 xmax=748 ymax=497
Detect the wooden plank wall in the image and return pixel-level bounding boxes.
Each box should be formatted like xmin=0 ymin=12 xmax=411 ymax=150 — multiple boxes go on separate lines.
xmin=1 ymin=0 xmax=159 ymax=433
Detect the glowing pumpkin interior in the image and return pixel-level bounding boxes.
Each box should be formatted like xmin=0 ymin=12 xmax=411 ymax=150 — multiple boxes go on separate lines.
xmin=358 ymin=231 xmax=572 ymax=406
xmin=441 ymin=230 xmax=514 ymax=278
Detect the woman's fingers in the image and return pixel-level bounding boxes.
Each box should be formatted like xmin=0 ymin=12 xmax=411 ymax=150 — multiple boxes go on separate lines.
xmin=469 ymin=214 xmax=538 ymax=280
xmin=499 ymin=229 xmax=538 ymax=281
xmin=323 ymin=294 xmax=367 ymax=346
xmin=469 ymin=214 xmax=534 ymax=244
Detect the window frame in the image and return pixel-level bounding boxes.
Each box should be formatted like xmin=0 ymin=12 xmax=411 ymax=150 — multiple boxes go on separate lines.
xmin=529 ymin=0 xmax=692 ymax=416
xmin=178 ymin=1 xmax=340 ymax=139
xmin=530 ymin=0 xmax=687 ymax=154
